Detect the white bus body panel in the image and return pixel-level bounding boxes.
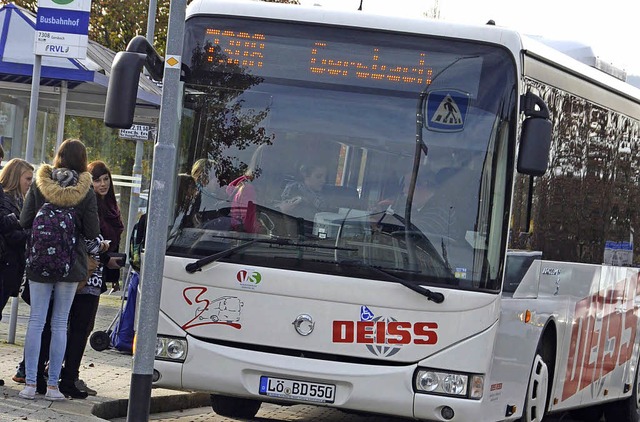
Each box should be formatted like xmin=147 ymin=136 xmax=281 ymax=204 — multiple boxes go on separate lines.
xmin=494 ymin=260 xmax=640 ymax=418
xmin=154 ymin=256 xmax=509 ymax=421
xmin=158 ymin=257 xmax=500 ymax=363
xmin=144 ymin=1 xmax=640 ymax=420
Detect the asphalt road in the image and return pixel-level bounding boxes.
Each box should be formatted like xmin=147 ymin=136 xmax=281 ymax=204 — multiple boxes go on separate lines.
xmin=112 ymin=401 xmax=612 ymax=421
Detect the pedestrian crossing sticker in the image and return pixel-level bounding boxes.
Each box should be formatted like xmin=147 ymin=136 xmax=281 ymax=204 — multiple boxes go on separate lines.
xmin=425 ymin=90 xmax=470 ymax=132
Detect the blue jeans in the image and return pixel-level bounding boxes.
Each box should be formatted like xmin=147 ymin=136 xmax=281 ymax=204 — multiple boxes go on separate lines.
xmin=24 ymin=280 xmax=78 ymax=386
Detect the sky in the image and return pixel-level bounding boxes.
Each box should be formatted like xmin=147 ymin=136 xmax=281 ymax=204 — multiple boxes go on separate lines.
xmin=298 ymin=0 xmax=640 ymax=78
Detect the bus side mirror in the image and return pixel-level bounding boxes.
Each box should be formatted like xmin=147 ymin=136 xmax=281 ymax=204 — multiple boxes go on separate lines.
xmin=517 ymin=92 xmax=552 ymax=176
xmin=104 ymin=51 xmax=146 ymax=129
xmin=517 ymin=117 xmax=552 ymax=176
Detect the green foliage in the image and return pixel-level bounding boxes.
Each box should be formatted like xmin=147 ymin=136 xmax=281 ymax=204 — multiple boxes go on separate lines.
xmin=5 ymin=0 xmax=298 ymax=55
xmin=64 ymin=116 xmax=153 ymax=184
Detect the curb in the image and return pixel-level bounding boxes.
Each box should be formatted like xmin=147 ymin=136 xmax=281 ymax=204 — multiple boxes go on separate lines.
xmin=92 ymin=392 xmax=211 ymax=420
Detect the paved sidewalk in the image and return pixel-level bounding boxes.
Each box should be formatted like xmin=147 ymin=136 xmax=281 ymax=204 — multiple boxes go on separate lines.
xmin=0 ymin=292 xmax=208 ymax=422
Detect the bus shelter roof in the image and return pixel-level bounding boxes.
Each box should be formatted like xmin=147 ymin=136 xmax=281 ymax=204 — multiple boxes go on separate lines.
xmin=0 ymin=3 xmax=160 ymax=123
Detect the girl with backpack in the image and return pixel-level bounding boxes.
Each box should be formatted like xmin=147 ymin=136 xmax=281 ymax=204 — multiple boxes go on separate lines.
xmin=58 ymin=160 xmax=124 ymax=398
xmin=18 ymin=139 xmax=100 ymax=401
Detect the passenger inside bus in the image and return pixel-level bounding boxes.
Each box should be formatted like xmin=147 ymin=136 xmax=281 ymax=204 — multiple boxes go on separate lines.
xmin=377 ymin=168 xmax=457 ymax=239
xmin=277 ymin=163 xmax=330 ymax=220
xmin=223 ymin=145 xmax=270 ymax=234
xmin=173 ymin=173 xmax=200 ymax=230
xmin=191 ymin=158 xmax=227 ymax=210
xmin=226 ymin=172 xmax=259 ymax=233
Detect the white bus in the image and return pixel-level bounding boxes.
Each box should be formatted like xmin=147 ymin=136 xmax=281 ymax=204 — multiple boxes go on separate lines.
xmin=105 ymin=1 xmax=640 ymax=421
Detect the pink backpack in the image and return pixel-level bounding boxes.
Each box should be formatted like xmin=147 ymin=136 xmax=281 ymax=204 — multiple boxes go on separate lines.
xmin=226 ymin=176 xmax=258 ymax=233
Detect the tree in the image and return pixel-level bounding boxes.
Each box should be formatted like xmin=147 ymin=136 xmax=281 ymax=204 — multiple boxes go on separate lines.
xmin=5 ymin=0 xmax=299 ymax=54
xmin=182 ymin=41 xmax=274 ymax=185
xmin=424 ymin=0 xmax=441 ymax=19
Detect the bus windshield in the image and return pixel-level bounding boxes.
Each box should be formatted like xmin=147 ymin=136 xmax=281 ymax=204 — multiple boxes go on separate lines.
xmin=167 ymin=16 xmax=517 ymax=292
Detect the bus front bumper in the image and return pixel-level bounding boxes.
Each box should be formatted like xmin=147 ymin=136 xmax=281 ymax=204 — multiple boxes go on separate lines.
xmin=153 ymin=336 xmax=497 ymax=421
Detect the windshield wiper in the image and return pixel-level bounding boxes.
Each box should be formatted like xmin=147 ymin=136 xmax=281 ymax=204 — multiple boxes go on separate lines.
xmin=186 ymin=239 xmax=259 ymax=273
xmin=340 ymin=260 xmax=445 ymax=303
xmin=185 ymin=237 xmax=356 ymax=273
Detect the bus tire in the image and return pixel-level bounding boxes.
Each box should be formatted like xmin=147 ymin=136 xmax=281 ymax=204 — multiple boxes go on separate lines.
xmin=520 ymin=353 xmax=549 ymax=422
xmin=210 ymin=394 xmax=261 ymax=418
xmin=603 ymin=359 xmax=640 ymax=422
xmin=569 ymin=406 xmax=603 ymax=422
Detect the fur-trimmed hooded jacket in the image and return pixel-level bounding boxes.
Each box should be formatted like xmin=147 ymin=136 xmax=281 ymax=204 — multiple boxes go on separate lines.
xmin=20 ymin=164 xmax=100 ymax=283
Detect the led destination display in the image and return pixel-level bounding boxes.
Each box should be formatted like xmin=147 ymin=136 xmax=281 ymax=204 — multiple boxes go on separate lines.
xmin=204 ymin=27 xmax=434 ymax=88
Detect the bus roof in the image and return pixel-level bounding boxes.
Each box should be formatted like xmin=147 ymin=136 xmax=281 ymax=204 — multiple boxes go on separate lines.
xmin=186 ymin=0 xmax=640 ymax=108
xmin=520 ymin=34 xmax=640 ymax=104
xmin=186 ymin=0 xmax=525 ymax=57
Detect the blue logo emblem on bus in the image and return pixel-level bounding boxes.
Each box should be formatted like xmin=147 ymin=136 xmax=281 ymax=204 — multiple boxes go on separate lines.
xmin=425 ymin=90 xmax=470 ymax=132
xmin=360 ymin=305 xmax=374 ymax=321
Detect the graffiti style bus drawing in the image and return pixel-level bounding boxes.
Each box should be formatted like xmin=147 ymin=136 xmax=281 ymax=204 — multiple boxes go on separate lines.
xmin=195 ymin=296 xmax=244 ymax=323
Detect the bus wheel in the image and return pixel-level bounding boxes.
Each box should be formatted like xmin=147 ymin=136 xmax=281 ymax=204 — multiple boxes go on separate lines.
xmin=210 ymin=394 xmax=261 ymax=418
xmin=603 ymin=359 xmax=640 ymax=422
xmin=521 ymin=353 xmax=549 ymax=422
xmin=569 ymin=406 xmax=603 ymax=422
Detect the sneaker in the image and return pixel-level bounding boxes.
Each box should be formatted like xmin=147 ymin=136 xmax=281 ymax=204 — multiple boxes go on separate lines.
xmin=12 ymin=367 xmax=25 ymax=384
xmin=19 ymin=385 xmax=36 ymax=400
xmin=45 ymin=387 xmax=66 ymax=401
xmin=59 ymin=381 xmax=88 ymax=399
xmin=75 ymin=378 xmax=97 ymax=396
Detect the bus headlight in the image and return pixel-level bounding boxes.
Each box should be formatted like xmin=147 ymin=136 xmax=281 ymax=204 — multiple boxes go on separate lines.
xmin=416 ymin=371 xmax=440 ymax=392
xmin=155 ymin=338 xmax=165 ymax=356
xmin=443 ymin=374 xmax=465 ymax=395
xmin=155 ymin=336 xmax=187 ymax=362
xmin=166 ymin=339 xmax=186 ymax=360
xmin=415 ymin=369 xmax=483 ymax=400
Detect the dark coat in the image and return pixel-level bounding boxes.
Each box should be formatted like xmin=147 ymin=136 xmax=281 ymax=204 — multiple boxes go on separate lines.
xmin=97 ymin=197 xmax=124 ymax=284
xmin=20 ymin=164 xmax=100 ymax=283
xmin=0 ymin=186 xmax=21 ymax=235
xmin=0 ymin=190 xmax=28 ymax=296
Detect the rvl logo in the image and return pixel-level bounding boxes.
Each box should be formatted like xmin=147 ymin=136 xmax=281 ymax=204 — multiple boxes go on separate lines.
xmin=45 ymin=45 xmax=69 ymax=53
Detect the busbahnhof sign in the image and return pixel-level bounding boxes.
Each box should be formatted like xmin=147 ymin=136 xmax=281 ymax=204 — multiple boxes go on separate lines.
xmin=34 ymin=0 xmax=91 ymax=59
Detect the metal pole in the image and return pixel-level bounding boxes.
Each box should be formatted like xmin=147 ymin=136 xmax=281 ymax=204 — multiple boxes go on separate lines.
xmin=25 ymin=54 xmax=42 ymax=164
xmin=125 ymin=139 xmax=144 ymax=259
xmin=40 ymin=111 xmax=48 ymax=163
xmin=124 ymin=0 xmax=156 ymax=258
xmin=143 ymin=0 xmax=158 ymax=78
xmin=146 ymin=0 xmax=157 ymax=46
xmin=55 ymin=81 xmax=68 ymax=151
xmin=9 ymin=53 xmax=42 ymax=342
xmin=123 ymin=0 xmax=157 ymax=258
xmin=11 ymin=105 xmax=25 ymax=159
xmin=126 ymin=0 xmax=185 ymax=420
xmin=7 ymin=296 xmax=19 ymax=344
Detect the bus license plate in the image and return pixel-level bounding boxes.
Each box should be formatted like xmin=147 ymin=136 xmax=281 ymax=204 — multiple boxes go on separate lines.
xmin=259 ymin=376 xmax=335 ymax=403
